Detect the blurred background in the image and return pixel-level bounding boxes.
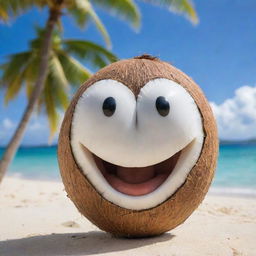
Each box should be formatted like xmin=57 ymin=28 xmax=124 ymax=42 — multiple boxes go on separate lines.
xmin=0 ymin=0 xmax=255 ymax=196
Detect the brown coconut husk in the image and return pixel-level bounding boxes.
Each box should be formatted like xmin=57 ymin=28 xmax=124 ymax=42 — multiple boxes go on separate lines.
xmin=58 ymin=56 xmax=218 ymax=237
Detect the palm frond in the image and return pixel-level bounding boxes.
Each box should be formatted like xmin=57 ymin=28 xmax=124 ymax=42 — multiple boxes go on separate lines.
xmin=46 ymin=72 xmax=69 ymax=110
xmin=4 ymin=59 xmax=35 ymax=104
xmin=84 ymin=2 xmax=111 ymax=48
xmin=0 ymin=8 xmax=8 ymax=21
xmin=67 ymin=5 xmax=90 ymax=28
xmin=0 ymin=0 xmax=47 ymax=21
xmin=0 ymin=24 xmax=117 ymax=140
xmin=57 ymin=50 xmax=91 ymax=86
xmin=1 ymin=51 xmax=34 ymax=103
xmin=4 ymin=73 xmax=24 ymax=104
xmin=48 ymin=54 xmax=69 ymax=90
xmin=90 ymin=0 xmax=140 ymax=28
xmin=63 ymin=40 xmax=118 ymax=68
xmin=54 ymin=84 xmax=69 ymax=110
xmin=42 ymin=67 xmax=70 ymax=136
xmin=43 ymin=79 xmax=59 ymax=137
xmin=1 ymin=52 xmax=32 ymax=85
xmin=24 ymin=56 xmax=39 ymax=99
xmin=68 ymin=0 xmax=111 ymax=47
xmin=142 ymin=0 xmax=198 ymax=24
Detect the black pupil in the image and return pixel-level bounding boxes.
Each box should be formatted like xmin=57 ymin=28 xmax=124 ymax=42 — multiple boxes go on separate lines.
xmin=155 ymin=96 xmax=170 ymax=116
xmin=102 ymin=97 xmax=116 ymax=117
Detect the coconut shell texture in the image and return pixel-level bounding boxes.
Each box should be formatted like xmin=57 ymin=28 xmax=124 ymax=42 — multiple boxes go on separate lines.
xmin=58 ymin=56 xmax=218 ymax=237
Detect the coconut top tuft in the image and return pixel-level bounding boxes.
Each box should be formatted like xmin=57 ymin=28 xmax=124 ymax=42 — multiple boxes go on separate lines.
xmin=133 ymin=54 xmax=159 ymax=61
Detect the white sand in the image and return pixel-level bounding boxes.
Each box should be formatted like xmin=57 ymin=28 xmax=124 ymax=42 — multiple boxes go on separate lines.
xmin=0 ymin=177 xmax=255 ymax=256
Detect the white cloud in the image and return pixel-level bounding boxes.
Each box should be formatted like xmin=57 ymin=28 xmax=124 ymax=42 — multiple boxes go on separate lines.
xmin=2 ymin=118 xmax=14 ymax=129
xmin=210 ymin=85 xmax=256 ymax=140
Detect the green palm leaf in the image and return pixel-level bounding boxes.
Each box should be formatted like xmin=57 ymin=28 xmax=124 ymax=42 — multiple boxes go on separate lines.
xmin=63 ymin=40 xmax=118 ymax=68
xmin=90 ymin=0 xmax=140 ymax=28
xmin=0 ymin=8 xmax=9 ymax=21
xmin=57 ymin=50 xmax=91 ymax=86
xmin=1 ymin=52 xmax=32 ymax=84
xmin=1 ymin=26 xmax=117 ymax=137
xmin=43 ymin=79 xmax=59 ymax=137
xmin=46 ymin=72 xmax=69 ymax=110
xmin=142 ymin=0 xmax=198 ymax=24
xmin=48 ymin=54 xmax=69 ymax=90
xmin=24 ymin=56 xmax=39 ymax=99
xmin=0 ymin=0 xmax=47 ymax=21
xmin=43 ymin=59 xmax=71 ymax=136
xmin=4 ymin=74 xmax=24 ymax=104
xmin=68 ymin=0 xmax=111 ymax=47
xmin=1 ymin=52 xmax=33 ymax=103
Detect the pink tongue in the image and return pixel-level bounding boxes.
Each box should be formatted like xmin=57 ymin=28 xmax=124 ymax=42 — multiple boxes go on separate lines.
xmin=106 ymin=174 xmax=168 ymax=196
xmin=116 ymin=166 xmax=155 ymax=184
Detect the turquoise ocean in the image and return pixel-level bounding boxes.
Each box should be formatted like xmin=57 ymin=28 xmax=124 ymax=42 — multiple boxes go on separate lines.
xmin=1 ymin=144 xmax=256 ymax=197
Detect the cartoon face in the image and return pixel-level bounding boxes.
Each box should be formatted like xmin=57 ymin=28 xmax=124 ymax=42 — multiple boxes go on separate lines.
xmin=71 ymin=78 xmax=204 ymax=210
xmin=58 ymin=56 xmax=218 ymax=237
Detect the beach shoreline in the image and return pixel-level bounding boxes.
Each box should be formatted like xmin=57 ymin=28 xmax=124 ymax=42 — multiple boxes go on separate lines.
xmin=0 ymin=177 xmax=255 ymax=256
xmin=7 ymin=172 xmax=256 ymax=199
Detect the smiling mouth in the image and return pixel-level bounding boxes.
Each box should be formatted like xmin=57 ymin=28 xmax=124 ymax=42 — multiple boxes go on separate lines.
xmin=81 ymin=144 xmax=182 ymax=196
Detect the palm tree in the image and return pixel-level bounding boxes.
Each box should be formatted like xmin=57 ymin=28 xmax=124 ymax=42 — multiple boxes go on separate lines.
xmin=0 ymin=0 xmax=198 ymax=183
xmin=1 ymin=27 xmax=117 ymax=136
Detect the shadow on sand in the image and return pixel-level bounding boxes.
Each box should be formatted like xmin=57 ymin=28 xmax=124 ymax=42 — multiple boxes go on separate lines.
xmin=0 ymin=231 xmax=174 ymax=256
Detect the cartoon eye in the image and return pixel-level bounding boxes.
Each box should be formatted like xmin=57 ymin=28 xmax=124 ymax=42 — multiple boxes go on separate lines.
xmin=155 ymin=96 xmax=170 ymax=116
xmin=102 ymin=97 xmax=116 ymax=117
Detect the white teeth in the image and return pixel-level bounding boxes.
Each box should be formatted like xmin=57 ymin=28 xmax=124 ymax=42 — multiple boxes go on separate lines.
xmin=71 ymin=78 xmax=204 ymax=210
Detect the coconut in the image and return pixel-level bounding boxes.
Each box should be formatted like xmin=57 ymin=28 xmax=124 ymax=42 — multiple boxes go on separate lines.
xmin=58 ymin=55 xmax=218 ymax=237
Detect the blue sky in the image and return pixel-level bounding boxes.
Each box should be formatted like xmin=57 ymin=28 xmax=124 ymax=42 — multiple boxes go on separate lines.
xmin=0 ymin=0 xmax=256 ymax=145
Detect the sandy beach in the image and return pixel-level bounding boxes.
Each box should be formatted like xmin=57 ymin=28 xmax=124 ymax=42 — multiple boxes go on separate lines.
xmin=0 ymin=177 xmax=255 ymax=256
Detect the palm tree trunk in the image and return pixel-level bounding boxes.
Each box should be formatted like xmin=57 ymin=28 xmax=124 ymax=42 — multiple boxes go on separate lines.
xmin=0 ymin=8 xmax=61 ymax=183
